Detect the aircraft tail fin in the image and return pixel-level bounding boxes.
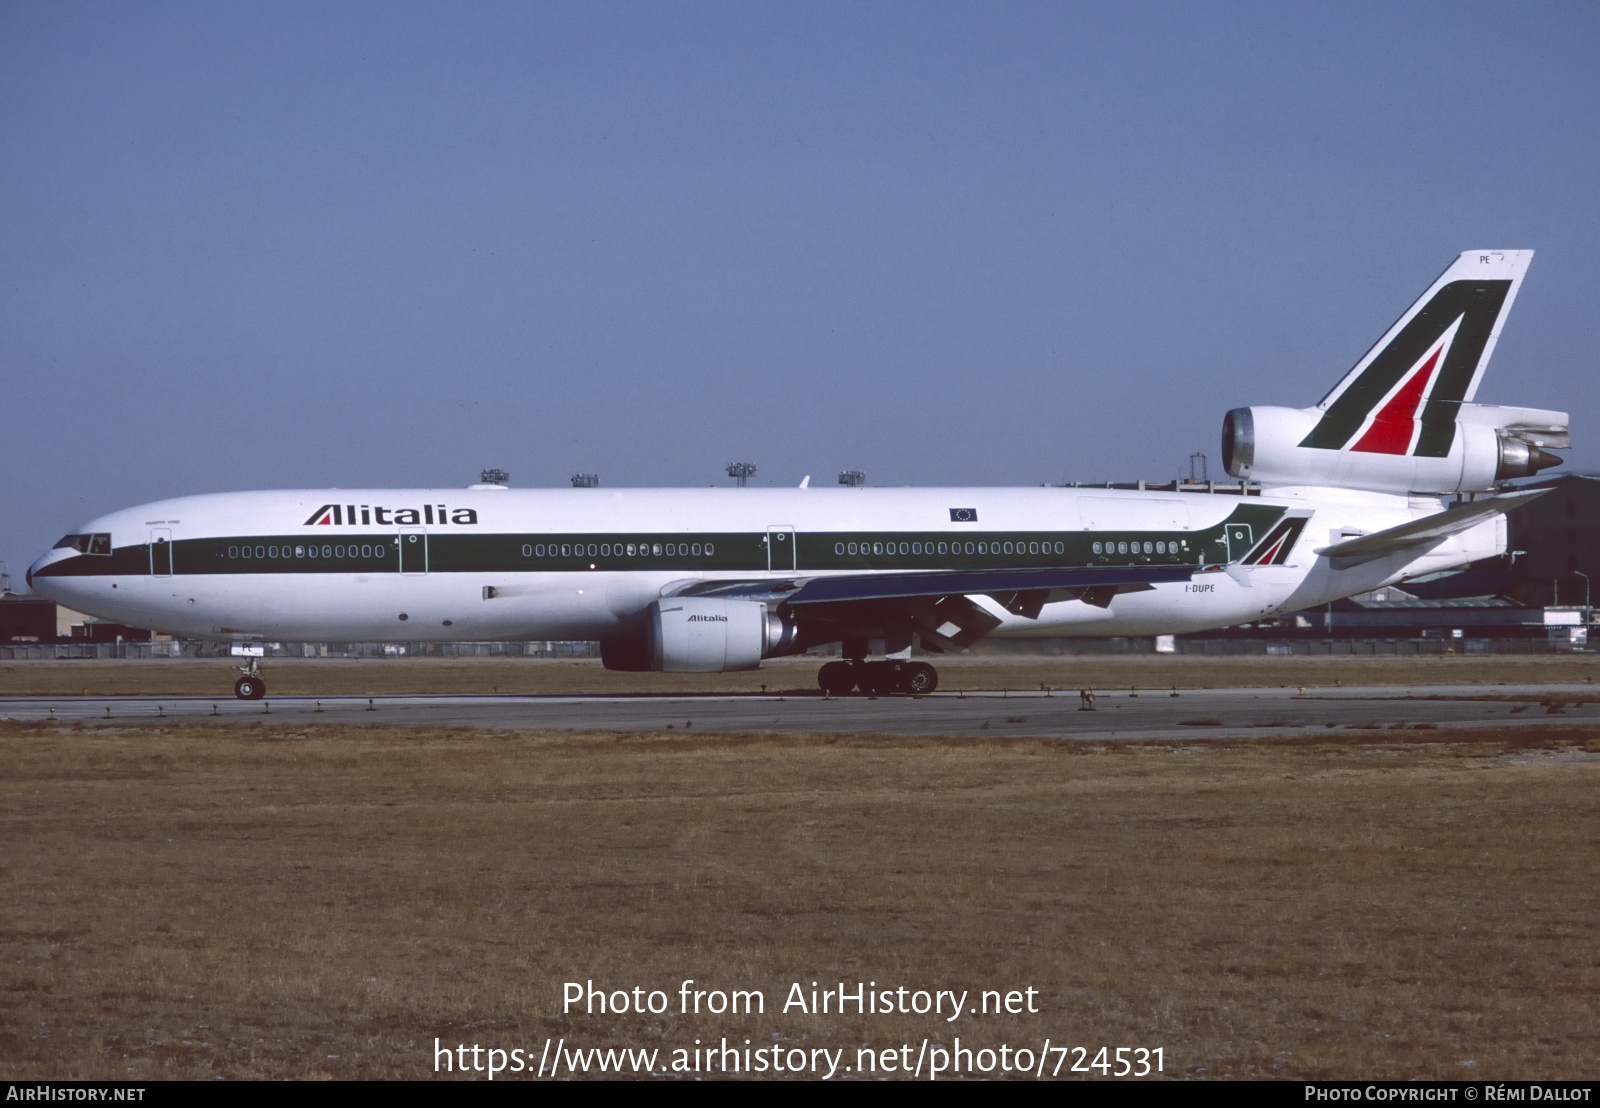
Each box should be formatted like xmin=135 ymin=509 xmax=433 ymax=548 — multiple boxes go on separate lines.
xmin=1221 ymin=250 xmax=1565 ymax=494
xmin=1302 ymin=250 xmax=1533 ymax=455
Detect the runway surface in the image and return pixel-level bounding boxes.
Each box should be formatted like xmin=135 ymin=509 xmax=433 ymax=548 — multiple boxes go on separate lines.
xmin=4 ymin=685 xmax=1598 ymax=740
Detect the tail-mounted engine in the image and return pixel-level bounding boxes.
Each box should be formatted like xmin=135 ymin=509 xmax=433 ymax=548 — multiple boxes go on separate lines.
xmin=1219 ymin=251 xmax=1567 ymax=494
xmin=1222 ymin=403 xmax=1566 ymax=494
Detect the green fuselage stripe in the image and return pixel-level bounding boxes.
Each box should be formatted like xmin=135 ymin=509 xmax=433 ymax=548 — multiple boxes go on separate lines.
xmin=39 ymin=504 xmax=1290 ymax=579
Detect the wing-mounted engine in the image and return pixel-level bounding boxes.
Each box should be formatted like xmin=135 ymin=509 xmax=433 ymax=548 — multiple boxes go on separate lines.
xmin=647 ymin=597 xmax=799 ymax=673
xmin=1222 ymin=403 xmax=1566 ymax=494
xmin=1220 ymin=249 xmax=1565 ymax=495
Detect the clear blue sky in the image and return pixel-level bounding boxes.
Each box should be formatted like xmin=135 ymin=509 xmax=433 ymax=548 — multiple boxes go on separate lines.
xmin=3 ymin=1 xmax=1597 ymax=585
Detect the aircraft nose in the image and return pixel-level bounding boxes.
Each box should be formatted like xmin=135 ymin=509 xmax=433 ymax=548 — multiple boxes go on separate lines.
xmin=26 ymin=549 xmax=60 ymax=595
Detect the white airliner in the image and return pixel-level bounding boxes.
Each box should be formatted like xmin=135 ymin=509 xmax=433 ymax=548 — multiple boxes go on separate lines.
xmin=28 ymin=251 xmax=1567 ymax=699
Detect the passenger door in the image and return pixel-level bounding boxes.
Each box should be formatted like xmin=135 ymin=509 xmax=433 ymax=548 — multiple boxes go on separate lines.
xmin=765 ymin=526 xmax=796 ymax=573
xmin=149 ymin=528 xmax=173 ymax=577
xmin=398 ymin=528 xmax=428 ymax=575
xmin=1224 ymin=523 xmax=1254 ymax=562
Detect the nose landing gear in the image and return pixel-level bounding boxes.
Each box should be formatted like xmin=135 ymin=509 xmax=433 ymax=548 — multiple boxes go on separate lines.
xmin=817 ymin=659 xmax=939 ymax=695
xmin=233 ymin=658 xmax=266 ymax=700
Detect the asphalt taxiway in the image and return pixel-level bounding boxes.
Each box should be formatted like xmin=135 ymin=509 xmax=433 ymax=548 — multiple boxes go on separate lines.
xmin=4 ymin=684 xmax=1597 ymax=740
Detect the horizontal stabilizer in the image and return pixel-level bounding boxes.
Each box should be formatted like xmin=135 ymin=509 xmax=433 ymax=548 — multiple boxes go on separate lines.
xmin=1314 ymin=487 xmax=1550 ymax=568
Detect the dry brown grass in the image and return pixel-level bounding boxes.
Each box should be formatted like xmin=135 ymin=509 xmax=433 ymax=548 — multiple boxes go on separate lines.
xmin=2 ymin=719 xmax=1597 ymax=1080
xmin=5 ymin=652 xmax=1600 ymax=698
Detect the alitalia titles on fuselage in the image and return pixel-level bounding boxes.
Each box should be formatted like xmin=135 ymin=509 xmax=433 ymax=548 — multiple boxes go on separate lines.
xmin=304 ymin=503 xmax=480 ymax=526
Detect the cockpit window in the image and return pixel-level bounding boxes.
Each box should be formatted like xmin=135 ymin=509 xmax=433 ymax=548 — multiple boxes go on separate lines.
xmin=52 ymin=533 xmax=112 ymax=555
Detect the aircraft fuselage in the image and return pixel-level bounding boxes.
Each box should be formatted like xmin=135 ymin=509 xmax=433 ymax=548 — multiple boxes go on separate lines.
xmin=27 ymin=483 xmax=1500 ymax=645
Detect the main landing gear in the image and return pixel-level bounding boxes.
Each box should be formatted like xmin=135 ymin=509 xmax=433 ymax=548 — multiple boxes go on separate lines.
xmin=817 ymin=659 xmax=939 ymax=696
xmin=233 ymin=658 xmax=266 ymax=700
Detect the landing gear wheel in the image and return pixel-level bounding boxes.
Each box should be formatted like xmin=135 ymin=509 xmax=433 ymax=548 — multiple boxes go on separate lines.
xmin=234 ymin=676 xmax=265 ymax=701
xmin=862 ymin=660 xmax=914 ymax=694
xmin=905 ymin=661 xmax=938 ymax=694
xmin=884 ymin=661 xmax=910 ymax=693
xmin=856 ymin=662 xmax=885 ymax=695
xmin=818 ymin=661 xmax=857 ymax=695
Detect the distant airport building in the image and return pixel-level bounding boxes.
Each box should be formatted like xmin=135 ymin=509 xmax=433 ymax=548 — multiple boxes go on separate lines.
xmin=0 ymin=593 xmax=59 ymax=640
xmin=1503 ymin=474 xmax=1600 ymax=608
xmin=0 ymin=593 xmax=100 ymax=641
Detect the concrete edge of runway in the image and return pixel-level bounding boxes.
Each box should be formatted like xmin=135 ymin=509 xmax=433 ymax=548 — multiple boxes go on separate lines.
xmin=4 ymin=684 xmax=1600 ymax=743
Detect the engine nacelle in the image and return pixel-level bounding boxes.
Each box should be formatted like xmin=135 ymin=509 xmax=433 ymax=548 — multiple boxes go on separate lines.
xmin=1222 ymin=404 xmax=1565 ymax=494
xmin=647 ymin=597 xmax=798 ymax=673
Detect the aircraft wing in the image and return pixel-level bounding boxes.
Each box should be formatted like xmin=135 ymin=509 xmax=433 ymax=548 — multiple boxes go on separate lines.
xmin=1314 ymin=487 xmax=1550 ymax=568
xmin=676 ymin=564 xmax=1194 ymax=604
xmin=780 ymin=564 xmax=1194 ymax=604
xmin=672 ymin=563 xmax=1197 ymax=650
